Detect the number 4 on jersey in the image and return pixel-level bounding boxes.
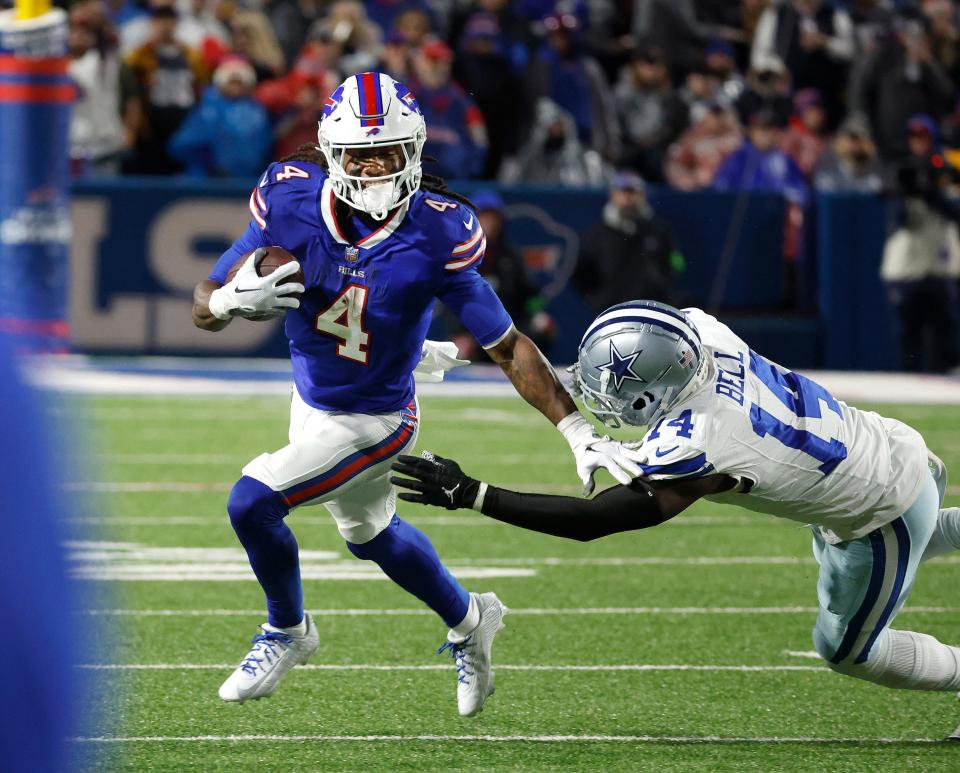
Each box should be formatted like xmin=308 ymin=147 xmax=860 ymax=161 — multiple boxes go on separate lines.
xmin=275 ymin=164 xmax=310 ymax=182
xmin=315 ymin=285 xmax=370 ymax=363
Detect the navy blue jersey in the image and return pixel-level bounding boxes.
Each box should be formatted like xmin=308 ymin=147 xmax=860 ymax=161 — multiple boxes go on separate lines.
xmin=211 ymin=161 xmax=513 ymax=413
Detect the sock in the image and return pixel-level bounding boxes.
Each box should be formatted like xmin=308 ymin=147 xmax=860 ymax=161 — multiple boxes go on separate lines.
xmin=852 ymin=628 xmax=960 ymax=691
xmin=922 ymin=508 xmax=960 ymax=561
xmin=264 ymin=617 xmax=307 ymax=637
xmin=347 ymin=514 xmax=469 ymax=628
xmin=227 ymin=475 xmax=303 ymax=629
xmin=449 ymin=593 xmax=480 ymax=640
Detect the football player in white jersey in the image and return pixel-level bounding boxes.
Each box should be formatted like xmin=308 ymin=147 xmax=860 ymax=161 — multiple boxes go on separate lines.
xmin=392 ymin=300 xmax=960 ymax=736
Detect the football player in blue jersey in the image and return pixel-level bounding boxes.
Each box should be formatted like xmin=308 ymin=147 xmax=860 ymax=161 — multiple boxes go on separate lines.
xmin=393 ymin=300 xmax=960 ymax=737
xmin=191 ymin=71 xmax=641 ymax=715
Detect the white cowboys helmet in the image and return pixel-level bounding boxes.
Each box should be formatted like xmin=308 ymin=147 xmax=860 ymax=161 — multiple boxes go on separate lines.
xmin=573 ymin=300 xmax=711 ymax=428
xmin=317 ymin=71 xmax=427 ymax=221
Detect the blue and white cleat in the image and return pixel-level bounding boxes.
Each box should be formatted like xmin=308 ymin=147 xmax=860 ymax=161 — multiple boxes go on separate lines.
xmin=218 ymin=613 xmax=319 ymax=703
xmin=439 ymin=592 xmax=508 ymax=717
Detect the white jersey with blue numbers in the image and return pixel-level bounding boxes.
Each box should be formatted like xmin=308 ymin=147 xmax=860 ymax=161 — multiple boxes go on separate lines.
xmin=210 ymin=161 xmax=513 ymax=414
xmin=630 ymin=309 xmax=929 ymax=543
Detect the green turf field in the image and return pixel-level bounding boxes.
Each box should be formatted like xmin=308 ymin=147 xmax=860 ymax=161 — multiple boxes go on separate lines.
xmin=67 ymin=395 xmax=960 ymax=772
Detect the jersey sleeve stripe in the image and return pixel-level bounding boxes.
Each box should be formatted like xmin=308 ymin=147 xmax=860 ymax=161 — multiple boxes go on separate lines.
xmin=248 ymin=189 xmax=266 ymax=229
xmin=452 ymin=228 xmax=483 ymax=256
xmin=255 ymin=189 xmax=267 ymax=212
xmin=638 ymin=452 xmax=713 ymax=479
xmin=445 ymin=236 xmax=486 ymax=271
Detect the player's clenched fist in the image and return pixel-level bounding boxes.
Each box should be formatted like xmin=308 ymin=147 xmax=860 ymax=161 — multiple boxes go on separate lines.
xmin=208 ymin=247 xmax=305 ymax=320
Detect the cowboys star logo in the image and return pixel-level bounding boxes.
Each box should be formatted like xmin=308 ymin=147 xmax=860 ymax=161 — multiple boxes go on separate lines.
xmin=599 ymin=341 xmax=646 ymax=391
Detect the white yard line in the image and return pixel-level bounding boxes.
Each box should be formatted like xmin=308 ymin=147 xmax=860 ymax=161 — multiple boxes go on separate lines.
xmin=68 ymin=733 xmax=941 ymax=744
xmin=78 ymin=663 xmax=828 ymax=672
xmin=82 ymin=605 xmax=957 ymax=617
xmin=65 ymin=514 xmax=758 ymax=527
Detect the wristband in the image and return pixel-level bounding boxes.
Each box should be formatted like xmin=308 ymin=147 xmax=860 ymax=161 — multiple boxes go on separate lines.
xmin=557 ymin=412 xmax=594 ymax=448
xmin=471 ymin=481 xmax=488 ymax=511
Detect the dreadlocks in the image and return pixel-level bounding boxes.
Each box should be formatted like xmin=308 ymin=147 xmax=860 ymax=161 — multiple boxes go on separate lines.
xmin=278 ymin=143 xmax=477 ymax=212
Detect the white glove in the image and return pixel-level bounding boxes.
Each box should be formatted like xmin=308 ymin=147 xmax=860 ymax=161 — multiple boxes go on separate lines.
xmin=413 ymin=340 xmax=470 ymax=383
xmin=208 ymin=250 xmax=305 ymax=320
xmin=557 ymin=412 xmax=643 ymax=496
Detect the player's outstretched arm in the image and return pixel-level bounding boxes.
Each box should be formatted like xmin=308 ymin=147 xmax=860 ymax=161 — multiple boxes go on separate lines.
xmin=193 ymin=280 xmax=231 ymax=331
xmin=487 ymin=328 xmax=575 ymax=423
xmin=486 ymin=329 xmax=642 ymax=495
xmin=390 ymin=453 xmax=734 ymax=542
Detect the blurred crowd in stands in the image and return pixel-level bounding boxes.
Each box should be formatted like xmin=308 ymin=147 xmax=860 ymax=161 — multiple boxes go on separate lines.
xmin=41 ymin=0 xmax=960 ymax=192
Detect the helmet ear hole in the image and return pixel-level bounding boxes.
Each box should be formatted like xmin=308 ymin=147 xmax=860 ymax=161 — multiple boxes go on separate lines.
xmin=632 ymin=391 xmax=655 ymax=410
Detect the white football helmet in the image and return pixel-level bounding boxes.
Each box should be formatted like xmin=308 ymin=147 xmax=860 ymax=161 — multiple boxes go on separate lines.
xmin=317 ymin=72 xmax=427 ymax=221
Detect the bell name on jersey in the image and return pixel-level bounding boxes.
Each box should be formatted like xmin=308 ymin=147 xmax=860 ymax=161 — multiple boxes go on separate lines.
xmin=632 ymin=309 xmax=929 ymax=543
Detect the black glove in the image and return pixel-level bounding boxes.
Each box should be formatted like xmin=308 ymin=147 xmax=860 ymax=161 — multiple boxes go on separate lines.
xmin=390 ymin=452 xmax=481 ymax=510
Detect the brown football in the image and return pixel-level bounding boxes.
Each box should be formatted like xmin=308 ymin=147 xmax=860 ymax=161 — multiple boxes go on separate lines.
xmin=226 ymin=246 xmax=305 ymax=321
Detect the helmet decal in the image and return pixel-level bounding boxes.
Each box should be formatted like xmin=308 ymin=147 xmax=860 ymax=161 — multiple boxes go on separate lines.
xmin=321 ymin=85 xmax=345 ymax=122
xmin=598 ymin=342 xmax=646 ymax=391
xmin=394 ymin=81 xmax=421 ymax=115
xmin=355 ymin=71 xmax=386 ymax=127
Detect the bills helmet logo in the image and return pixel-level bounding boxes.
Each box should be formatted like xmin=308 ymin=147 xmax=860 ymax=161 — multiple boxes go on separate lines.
xmin=321 ymin=85 xmax=345 ymax=122
xmin=394 ymin=82 xmax=421 ymax=114
xmin=366 ymin=127 xmax=381 ymax=136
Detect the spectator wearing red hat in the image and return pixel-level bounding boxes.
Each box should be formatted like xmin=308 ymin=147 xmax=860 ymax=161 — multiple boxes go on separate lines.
xmin=168 ymin=56 xmax=272 ymax=178
xmin=411 ymin=38 xmax=488 ymax=179
xmin=527 ymin=12 xmax=619 ymax=163
xmin=780 ymin=87 xmax=830 ymax=177
xmin=254 ymin=38 xmax=341 ymax=118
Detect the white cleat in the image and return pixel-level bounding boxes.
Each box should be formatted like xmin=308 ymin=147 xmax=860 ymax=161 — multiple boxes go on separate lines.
xmin=218 ymin=613 xmax=319 ymax=703
xmin=438 ymin=592 xmax=508 ymax=717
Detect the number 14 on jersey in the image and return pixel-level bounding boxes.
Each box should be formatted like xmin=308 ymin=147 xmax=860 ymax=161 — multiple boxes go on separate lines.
xmin=315 ymin=284 xmax=370 ymax=363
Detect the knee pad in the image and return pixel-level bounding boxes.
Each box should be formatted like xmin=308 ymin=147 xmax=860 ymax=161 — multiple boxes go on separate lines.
xmin=227 ymin=475 xmax=288 ymax=532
